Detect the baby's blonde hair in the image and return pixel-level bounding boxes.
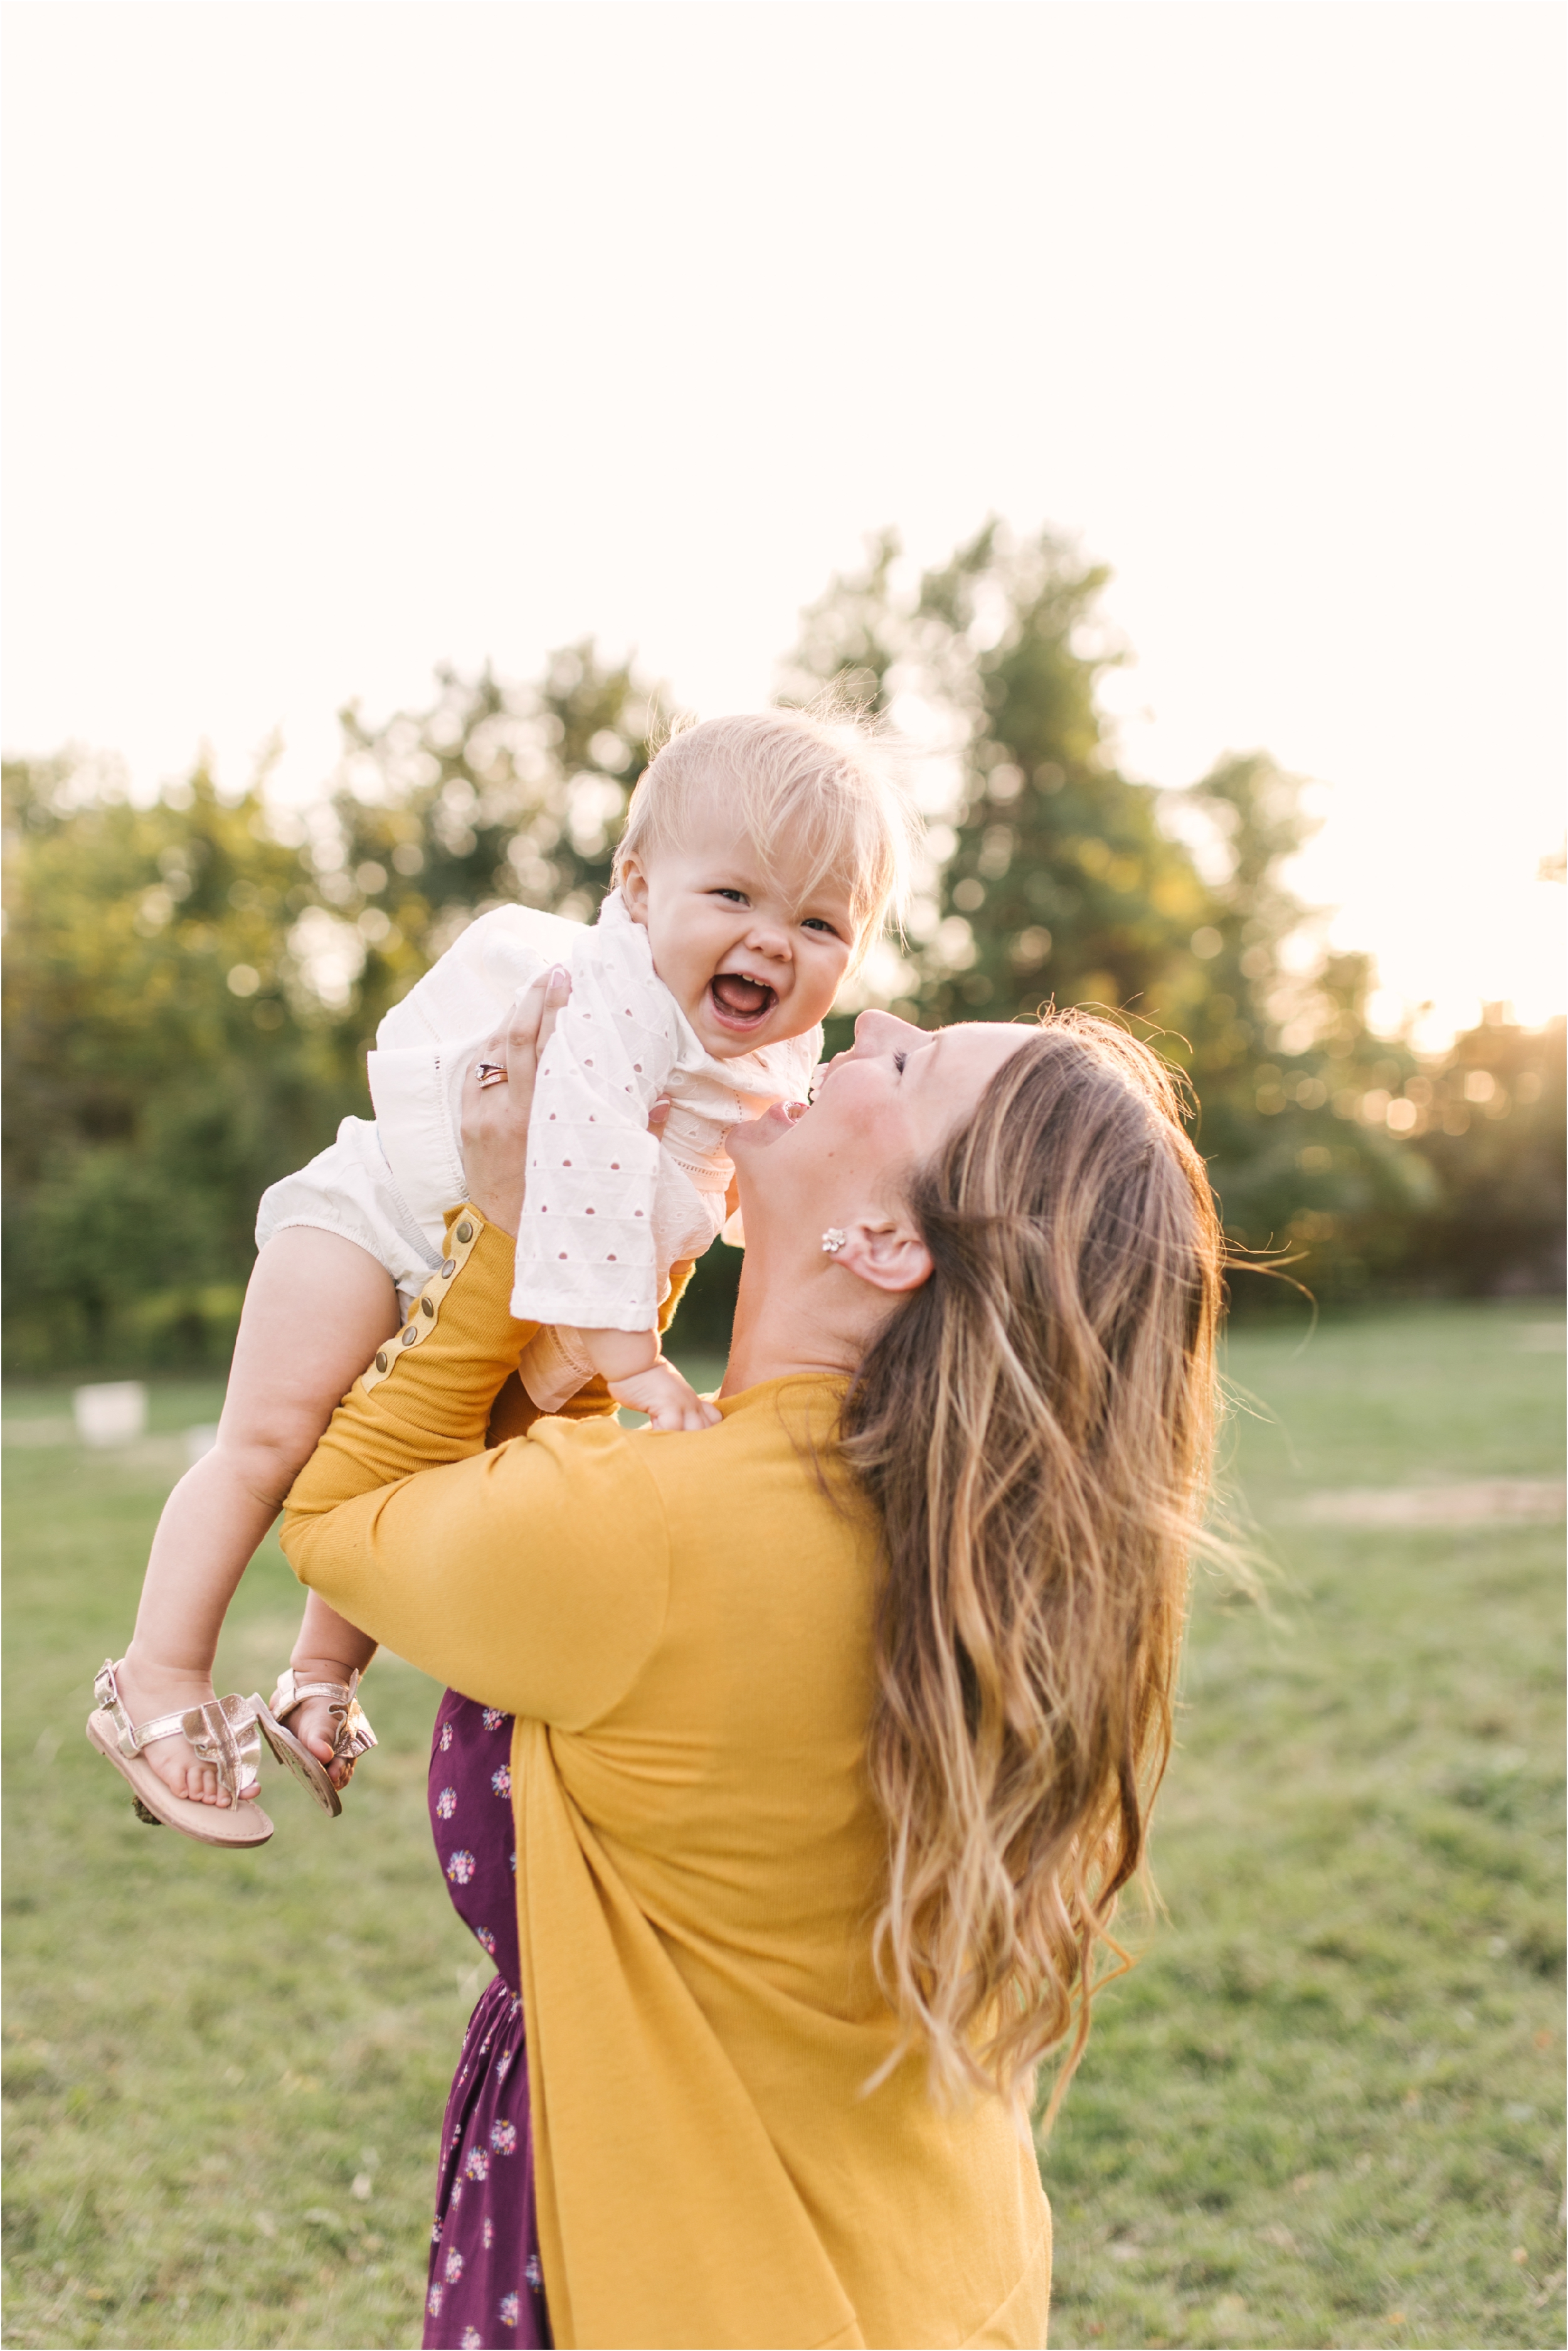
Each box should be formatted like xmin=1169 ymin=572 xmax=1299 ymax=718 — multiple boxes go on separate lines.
xmin=613 ymin=708 xmax=917 ymax=961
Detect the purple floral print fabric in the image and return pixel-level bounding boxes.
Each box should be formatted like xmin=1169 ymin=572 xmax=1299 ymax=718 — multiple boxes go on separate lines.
xmin=423 ymin=1691 xmax=548 ymax=2350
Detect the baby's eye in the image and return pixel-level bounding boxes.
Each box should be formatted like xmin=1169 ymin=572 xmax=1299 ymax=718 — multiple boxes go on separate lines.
xmin=801 ymin=916 xmax=841 ymax=937
xmin=711 ymin=888 xmax=749 ymax=905
xmin=893 ymin=1051 xmax=908 ymax=1075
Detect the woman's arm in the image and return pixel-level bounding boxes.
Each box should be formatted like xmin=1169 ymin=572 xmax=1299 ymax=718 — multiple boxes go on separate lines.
xmin=285 ymin=1205 xmax=512 ymax=1491
xmin=280 ymin=973 xmax=672 ymax=1728
xmin=286 ymin=967 xmax=563 ymax=1496
xmin=280 ymin=1206 xmax=669 ymax=1727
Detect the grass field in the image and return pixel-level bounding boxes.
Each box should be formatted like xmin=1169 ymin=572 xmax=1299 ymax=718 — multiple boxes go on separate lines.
xmin=3 ymin=1305 xmax=1563 ymax=2350
xmin=1039 ymin=1305 xmax=1565 ymax=2351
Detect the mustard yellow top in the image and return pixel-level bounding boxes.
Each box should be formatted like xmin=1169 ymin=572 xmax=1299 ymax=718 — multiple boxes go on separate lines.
xmin=283 ymin=1207 xmax=1052 ymax=2350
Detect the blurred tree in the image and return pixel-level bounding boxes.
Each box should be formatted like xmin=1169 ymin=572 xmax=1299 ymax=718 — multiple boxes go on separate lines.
xmin=320 ymin=645 xmax=669 ymax=1053
xmin=1402 ymin=1012 xmax=1565 ymax=1292
xmin=781 ymin=524 xmax=1438 ymax=1300
xmin=1 ymin=644 xmax=674 ymax=1367
xmin=2 ymin=756 xmax=343 ymax=1367
xmin=4 ymin=570 xmax=1559 ymax=1379
xmin=1166 ymin=753 xmax=1439 ymax=1298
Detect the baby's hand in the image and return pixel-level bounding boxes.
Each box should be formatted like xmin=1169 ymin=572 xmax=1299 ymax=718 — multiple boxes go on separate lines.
xmin=608 ymin=1361 xmax=721 ymax=1433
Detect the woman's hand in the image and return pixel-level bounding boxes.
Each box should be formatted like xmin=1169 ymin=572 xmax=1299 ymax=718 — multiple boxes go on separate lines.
xmin=459 ymin=966 xmax=571 ymax=1235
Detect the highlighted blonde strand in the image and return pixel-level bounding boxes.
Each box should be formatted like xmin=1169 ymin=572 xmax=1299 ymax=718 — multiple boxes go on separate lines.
xmin=839 ymin=1010 xmax=1224 ymax=2116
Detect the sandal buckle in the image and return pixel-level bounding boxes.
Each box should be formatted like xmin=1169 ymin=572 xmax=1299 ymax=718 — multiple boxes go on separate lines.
xmin=93 ymin=1658 xmax=142 ymax=1761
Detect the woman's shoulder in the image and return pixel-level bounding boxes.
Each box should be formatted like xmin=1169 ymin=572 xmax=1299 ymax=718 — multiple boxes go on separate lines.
xmin=501 ymin=1378 xmax=871 ymax=1588
xmin=496 ymin=1411 xmax=675 ymax=1574
xmin=616 ymin=1382 xmax=880 ymax=1710
xmin=628 ymin=1377 xmax=867 ymax=1522
xmin=519 ymin=1406 xmax=660 ymax=1475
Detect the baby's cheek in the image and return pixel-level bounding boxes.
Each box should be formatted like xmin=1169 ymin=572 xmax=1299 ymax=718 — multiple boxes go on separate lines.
xmin=642 ymin=916 xmax=709 ymax=1021
xmin=800 ymin=954 xmax=854 ymax=1026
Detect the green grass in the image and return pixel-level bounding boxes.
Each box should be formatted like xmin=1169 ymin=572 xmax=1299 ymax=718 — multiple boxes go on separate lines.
xmin=3 ymin=1312 xmax=1562 ymax=2348
xmin=1038 ymin=1305 xmax=1565 ymax=2351
xmin=1 ymin=1381 xmax=484 ymax=2349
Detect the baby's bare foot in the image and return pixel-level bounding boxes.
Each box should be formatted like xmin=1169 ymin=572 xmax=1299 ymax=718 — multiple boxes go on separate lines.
xmin=114 ymin=1652 xmax=255 ymax=1807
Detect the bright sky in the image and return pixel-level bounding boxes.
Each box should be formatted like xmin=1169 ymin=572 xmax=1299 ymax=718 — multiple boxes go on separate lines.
xmin=4 ymin=1 xmax=1562 ymax=1046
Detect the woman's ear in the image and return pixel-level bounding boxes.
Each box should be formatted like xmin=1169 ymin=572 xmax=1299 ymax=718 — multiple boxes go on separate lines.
xmin=831 ymin=1216 xmax=933 ymax=1295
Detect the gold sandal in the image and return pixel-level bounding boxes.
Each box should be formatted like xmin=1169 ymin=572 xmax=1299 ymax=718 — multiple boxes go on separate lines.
xmin=85 ymin=1658 xmax=273 ymax=1847
xmin=252 ymin=1669 xmax=377 ymax=1817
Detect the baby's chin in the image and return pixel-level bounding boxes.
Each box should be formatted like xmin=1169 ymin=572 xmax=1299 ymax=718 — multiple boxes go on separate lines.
xmin=696 ymin=1017 xmax=822 ymax=1064
xmin=697 ymin=1016 xmax=787 ymax=1061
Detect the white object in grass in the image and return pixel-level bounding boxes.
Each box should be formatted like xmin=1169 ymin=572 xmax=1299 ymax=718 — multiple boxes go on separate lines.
xmin=72 ymin=1382 xmax=147 ymax=1448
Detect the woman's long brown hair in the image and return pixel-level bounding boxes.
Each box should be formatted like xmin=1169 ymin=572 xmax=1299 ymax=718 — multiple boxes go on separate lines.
xmin=839 ymin=1010 xmax=1224 ymax=2116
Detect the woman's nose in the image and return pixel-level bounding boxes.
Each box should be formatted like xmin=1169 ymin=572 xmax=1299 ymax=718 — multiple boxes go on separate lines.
xmin=854 ymin=1008 xmax=924 ymax=1053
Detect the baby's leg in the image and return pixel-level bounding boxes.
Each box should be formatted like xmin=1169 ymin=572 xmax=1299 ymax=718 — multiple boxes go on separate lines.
xmin=117 ymin=1228 xmax=400 ymax=1806
xmin=282 ymin=1589 xmax=380 ymax=1790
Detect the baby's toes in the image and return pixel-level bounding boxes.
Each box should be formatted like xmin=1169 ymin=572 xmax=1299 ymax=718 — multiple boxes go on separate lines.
xmin=292 ymin=1702 xmax=341 ymax=1767
xmin=143 ymin=1732 xmax=196 ymax=1802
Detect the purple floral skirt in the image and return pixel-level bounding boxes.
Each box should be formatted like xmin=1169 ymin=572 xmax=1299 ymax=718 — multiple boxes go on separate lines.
xmin=423 ymin=1692 xmax=549 ymax=2350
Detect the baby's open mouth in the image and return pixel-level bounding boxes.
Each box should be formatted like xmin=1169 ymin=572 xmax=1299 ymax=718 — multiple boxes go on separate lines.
xmin=708 ymin=972 xmax=778 ymax=1031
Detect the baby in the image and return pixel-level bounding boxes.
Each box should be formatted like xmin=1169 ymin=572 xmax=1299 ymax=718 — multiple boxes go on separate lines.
xmin=90 ymin=709 xmax=912 ymax=1835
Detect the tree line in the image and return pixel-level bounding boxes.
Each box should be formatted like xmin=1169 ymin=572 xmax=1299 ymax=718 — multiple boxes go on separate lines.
xmin=4 ymin=525 xmax=1561 ymax=1371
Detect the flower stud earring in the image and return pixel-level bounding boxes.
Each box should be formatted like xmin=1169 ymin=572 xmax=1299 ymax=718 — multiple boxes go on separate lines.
xmin=820 ymin=1228 xmax=847 ymax=1255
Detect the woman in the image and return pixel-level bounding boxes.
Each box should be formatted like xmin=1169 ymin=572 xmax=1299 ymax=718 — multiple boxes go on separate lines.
xmin=282 ymin=975 xmax=1224 ymax=2350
